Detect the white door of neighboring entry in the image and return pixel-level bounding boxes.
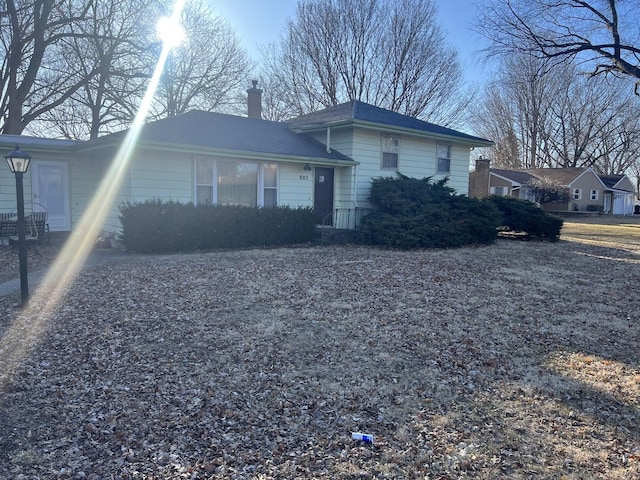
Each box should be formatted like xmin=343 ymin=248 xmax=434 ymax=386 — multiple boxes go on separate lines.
xmin=612 ymin=193 xmax=625 ymax=215
xmin=31 ymin=160 xmax=71 ymax=231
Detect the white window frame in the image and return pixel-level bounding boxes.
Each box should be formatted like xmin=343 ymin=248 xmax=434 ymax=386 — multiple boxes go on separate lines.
xmin=381 ymin=135 xmax=399 ymax=169
xmin=573 ymin=188 xmax=582 ymax=200
xmin=437 ymin=144 xmax=451 ymax=174
xmin=194 ymin=156 xmax=278 ymax=207
xmin=590 ymin=189 xmax=598 ymax=201
xmin=260 ymin=163 xmax=279 ymax=207
xmin=490 ymin=186 xmax=507 ymax=196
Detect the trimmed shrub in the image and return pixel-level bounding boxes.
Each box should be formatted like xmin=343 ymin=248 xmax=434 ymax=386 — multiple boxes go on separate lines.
xmin=485 ymin=195 xmax=564 ymax=241
xmin=360 ymin=175 xmax=501 ymax=249
xmin=119 ymin=200 xmax=316 ymax=253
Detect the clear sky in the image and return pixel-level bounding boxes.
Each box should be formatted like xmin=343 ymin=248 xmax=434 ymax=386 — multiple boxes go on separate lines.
xmin=209 ymin=0 xmax=491 ymax=85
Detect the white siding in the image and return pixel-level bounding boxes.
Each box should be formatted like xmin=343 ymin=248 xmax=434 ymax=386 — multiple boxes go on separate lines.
xmin=279 ymin=163 xmax=313 ymax=207
xmin=69 ymin=156 xmax=100 ymax=231
xmin=84 ymin=151 xmax=193 ymax=234
xmin=128 ymin=152 xmax=193 ymax=203
xmin=334 ymin=166 xmax=354 ymax=208
xmin=348 ymin=129 xmax=471 ymax=207
xmin=447 ymin=145 xmax=472 ymax=193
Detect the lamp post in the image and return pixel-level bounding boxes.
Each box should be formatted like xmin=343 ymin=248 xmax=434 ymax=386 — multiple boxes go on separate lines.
xmin=5 ymin=144 xmax=32 ymax=305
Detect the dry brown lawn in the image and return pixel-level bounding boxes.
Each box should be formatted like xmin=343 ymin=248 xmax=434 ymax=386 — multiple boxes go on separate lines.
xmin=0 ymin=217 xmax=638 ymax=479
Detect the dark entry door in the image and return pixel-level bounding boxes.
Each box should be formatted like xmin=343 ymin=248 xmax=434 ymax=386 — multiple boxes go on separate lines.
xmin=314 ymin=167 xmax=334 ymax=223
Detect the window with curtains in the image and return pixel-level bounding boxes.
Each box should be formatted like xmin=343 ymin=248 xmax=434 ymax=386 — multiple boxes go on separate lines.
xmin=195 ymin=157 xmax=277 ymax=207
xmin=218 ymin=161 xmax=258 ymax=206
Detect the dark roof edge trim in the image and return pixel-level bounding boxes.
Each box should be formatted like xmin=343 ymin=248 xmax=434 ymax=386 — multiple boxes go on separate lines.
xmin=291 ymin=119 xmax=494 ymax=146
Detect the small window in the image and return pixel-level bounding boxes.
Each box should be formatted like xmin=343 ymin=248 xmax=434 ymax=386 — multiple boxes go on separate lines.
xmin=573 ymin=188 xmax=582 ymax=200
xmin=381 ymin=135 xmax=399 ymax=169
xmin=590 ymin=189 xmax=598 ymax=200
xmin=437 ymin=144 xmax=450 ymax=173
xmin=196 ymin=157 xmax=214 ymax=205
xmin=491 ymin=186 xmax=507 ymax=196
xmin=263 ymin=163 xmax=278 ymax=207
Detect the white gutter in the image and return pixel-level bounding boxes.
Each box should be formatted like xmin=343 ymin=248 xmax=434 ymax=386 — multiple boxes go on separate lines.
xmin=326 ymin=126 xmax=331 ymax=153
xmin=352 ymin=163 xmax=359 ymax=208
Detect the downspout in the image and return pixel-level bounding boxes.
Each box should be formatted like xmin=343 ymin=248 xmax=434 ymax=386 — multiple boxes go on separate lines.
xmin=326 ymin=126 xmax=331 ymax=153
xmin=352 ymin=163 xmax=358 ymax=208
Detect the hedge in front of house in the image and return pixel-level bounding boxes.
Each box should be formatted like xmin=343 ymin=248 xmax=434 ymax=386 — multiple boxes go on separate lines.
xmin=485 ymin=195 xmax=564 ymax=241
xmin=359 ymin=175 xmax=501 ymax=249
xmin=119 ymin=200 xmax=316 ymax=253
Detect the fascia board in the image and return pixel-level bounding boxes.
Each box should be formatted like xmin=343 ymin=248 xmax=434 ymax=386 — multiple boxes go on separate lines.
xmin=77 ymin=140 xmax=359 ymax=166
xmin=293 ymin=120 xmax=495 ymax=147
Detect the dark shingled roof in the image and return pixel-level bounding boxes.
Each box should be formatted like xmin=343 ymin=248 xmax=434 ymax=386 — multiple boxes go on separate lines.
xmin=490 ymin=169 xmax=538 ymax=185
xmin=288 ymin=100 xmax=493 ymax=145
xmin=0 ymin=134 xmax=78 ymax=149
xmin=524 ymin=167 xmax=586 ymax=185
xmin=599 ymin=174 xmax=625 ymax=189
xmin=81 ymin=110 xmax=354 ymax=163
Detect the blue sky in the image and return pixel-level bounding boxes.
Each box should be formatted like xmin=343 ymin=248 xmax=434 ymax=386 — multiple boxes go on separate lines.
xmin=209 ymin=0 xmax=491 ymax=85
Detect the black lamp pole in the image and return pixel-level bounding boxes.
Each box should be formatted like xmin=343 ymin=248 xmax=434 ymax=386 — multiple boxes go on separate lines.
xmin=5 ymin=145 xmax=32 ymax=305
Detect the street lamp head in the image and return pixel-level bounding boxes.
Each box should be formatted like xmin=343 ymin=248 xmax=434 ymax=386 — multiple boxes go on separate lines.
xmin=5 ymin=144 xmax=32 ymax=173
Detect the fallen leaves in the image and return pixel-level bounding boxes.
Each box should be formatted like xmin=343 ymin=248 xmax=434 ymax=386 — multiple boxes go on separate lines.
xmin=0 ymin=239 xmax=639 ymax=478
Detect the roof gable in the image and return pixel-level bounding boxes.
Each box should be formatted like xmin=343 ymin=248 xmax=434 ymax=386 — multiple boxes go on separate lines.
xmin=288 ymin=100 xmax=493 ymax=146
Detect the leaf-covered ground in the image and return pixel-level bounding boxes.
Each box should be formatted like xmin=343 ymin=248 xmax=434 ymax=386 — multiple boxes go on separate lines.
xmin=0 ymin=229 xmax=639 ymax=478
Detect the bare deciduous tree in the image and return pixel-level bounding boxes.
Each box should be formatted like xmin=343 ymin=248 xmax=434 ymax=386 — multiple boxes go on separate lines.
xmin=32 ymin=0 xmax=156 ymax=139
xmin=473 ymin=53 xmax=640 ymax=175
xmin=151 ymin=1 xmax=251 ymax=119
xmin=476 ymin=0 xmax=640 ymax=92
xmin=0 ymin=0 xmax=94 ymax=134
xmin=260 ymin=0 xmax=471 ymax=126
xmin=472 ymin=54 xmax=560 ymax=168
xmin=528 ymin=176 xmax=569 ymax=204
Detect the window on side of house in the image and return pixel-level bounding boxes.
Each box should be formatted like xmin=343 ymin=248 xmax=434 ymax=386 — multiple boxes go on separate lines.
xmin=381 ymin=135 xmax=399 ymax=169
xmin=590 ymin=189 xmax=598 ymax=200
xmin=573 ymin=188 xmax=582 ymax=200
xmin=437 ymin=144 xmax=451 ymax=173
xmin=490 ymin=186 xmax=507 ymax=196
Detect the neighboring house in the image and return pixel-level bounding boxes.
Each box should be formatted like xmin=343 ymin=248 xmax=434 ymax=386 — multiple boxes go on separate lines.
xmin=0 ymin=87 xmax=492 ymax=236
xmin=469 ymin=158 xmax=637 ymax=215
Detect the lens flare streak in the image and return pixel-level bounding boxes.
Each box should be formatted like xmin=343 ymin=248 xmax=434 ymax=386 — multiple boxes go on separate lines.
xmin=0 ymin=0 xmax=186 ymax=390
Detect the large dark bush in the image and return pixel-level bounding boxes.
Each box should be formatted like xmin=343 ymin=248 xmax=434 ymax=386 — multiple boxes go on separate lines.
xmin=360 ymin=175 xmax=501 ymax=249
xmin=485 ymin=195 xmax=564 ymax=241
xmin=119 ymin=200 xmax=316 ymax=253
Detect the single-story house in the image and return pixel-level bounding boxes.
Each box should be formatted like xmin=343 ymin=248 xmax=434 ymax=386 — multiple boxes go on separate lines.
xmin=469 ymin=158 xmax=637 ymax=215
xmin=0 ymin=85 xmax=493 ymax=238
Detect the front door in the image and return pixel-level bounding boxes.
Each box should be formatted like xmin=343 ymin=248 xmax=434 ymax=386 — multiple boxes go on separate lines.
xmin=314 ymin=167 xmax=334 ymax=224
xmin=31 ymin=160 xmax=71 ymax=231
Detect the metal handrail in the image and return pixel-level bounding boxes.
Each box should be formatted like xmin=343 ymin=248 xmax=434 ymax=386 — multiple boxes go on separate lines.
xmin=319 ymin=207 xmax=375 ymax=245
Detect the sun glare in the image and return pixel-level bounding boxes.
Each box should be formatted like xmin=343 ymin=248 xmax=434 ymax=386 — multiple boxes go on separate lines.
xmin=157 ymin=15 xmax=185 ymax=49
xmin=0 ymin=1 xmax=187 ymax=391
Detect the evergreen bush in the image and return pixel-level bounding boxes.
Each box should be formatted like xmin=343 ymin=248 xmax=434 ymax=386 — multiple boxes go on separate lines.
xmin=485 ymin=195 xmax=564 ymax=241
xmin=119 ymin=200 xmax=316 ymax=253
xmin=360 ymin=175 xmax=501 ymax=249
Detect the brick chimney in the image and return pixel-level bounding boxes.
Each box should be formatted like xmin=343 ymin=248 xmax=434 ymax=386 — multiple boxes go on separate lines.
xmin=246 ymin=80 xmax=262 ymax=119
xmin=469 ymin=156 xmax=491 ymax=198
